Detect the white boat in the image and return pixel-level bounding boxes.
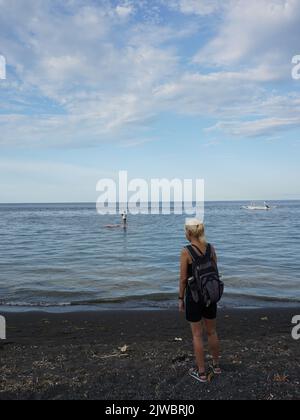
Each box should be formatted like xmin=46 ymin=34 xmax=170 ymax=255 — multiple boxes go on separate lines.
xmin=242 ymin=202 xmax=272 ymax=211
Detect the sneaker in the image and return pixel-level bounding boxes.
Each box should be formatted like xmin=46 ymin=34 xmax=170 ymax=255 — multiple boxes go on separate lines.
xmin=189 ymin=368 xmax=208 ymax=383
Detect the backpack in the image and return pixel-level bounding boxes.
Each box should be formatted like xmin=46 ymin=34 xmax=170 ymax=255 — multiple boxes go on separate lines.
xmin=186 ymin=244 xmax=224 ymax=307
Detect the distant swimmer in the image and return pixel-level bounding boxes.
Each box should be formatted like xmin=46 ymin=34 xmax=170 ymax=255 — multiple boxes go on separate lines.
xmin=121 ymin=210 xmax=127 ymax=227
xmin=104 ymin=211 xmax=127 ymax=229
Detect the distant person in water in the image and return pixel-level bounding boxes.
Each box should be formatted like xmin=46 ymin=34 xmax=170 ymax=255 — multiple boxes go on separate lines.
xmin=179 ymin=219 xmax=221 ymax=383
xmin=121 ymin=210 xmax=127 ymax=228
xmin=105 ymin=211 xmax=127 ymax=229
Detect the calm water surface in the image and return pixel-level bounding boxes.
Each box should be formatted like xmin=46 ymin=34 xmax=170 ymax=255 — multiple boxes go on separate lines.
xmin=0 ymin=201 xmax=299 ymax=311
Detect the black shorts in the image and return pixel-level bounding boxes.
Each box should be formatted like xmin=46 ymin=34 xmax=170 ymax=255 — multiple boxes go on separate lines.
xmin=186 ymin=288 xmax=217 ymax=323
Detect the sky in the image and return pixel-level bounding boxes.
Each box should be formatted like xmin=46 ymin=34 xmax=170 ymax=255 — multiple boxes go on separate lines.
xmin=0 ymin=0 xmax=300 ymax=203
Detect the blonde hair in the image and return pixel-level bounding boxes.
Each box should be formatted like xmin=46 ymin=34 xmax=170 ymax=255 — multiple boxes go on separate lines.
xmin=185 ymin=219 xmax=207 ymax=244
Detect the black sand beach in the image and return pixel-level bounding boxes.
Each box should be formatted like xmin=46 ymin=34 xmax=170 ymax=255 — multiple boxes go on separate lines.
xmin=0 ymin=308 xmax=299 ymax=400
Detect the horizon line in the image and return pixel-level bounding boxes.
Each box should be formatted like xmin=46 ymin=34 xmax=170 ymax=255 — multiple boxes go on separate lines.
xmin=0 ymin=199 xmax=299 ymax=205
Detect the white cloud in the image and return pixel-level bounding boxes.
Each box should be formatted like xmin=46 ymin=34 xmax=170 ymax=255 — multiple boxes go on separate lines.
xmin=0 ymin=0 xmax=182 ymax=146
xmin=167 ymin=0 xmax=221 ymax=15
xmin=207 ymin=117 xmax=300 ymax=138
xmin=194 ymin=0 xmax=300 ymax=73
xmin=116 ymin=3 xmax=134 ymax=19
xmin=0 ymin=0 xmax=300 ymax=147
xmin=153 ymin=70 xmax=268 ymax=117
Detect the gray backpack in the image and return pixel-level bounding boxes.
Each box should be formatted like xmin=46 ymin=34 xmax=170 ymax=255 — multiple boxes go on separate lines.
xmin=186 ymin=244 xmax=224 ymax=307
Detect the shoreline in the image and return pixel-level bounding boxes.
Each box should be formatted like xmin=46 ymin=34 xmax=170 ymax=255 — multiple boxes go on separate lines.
xmin=1 ymin=293 xmax=300 ymax=314
xmin=1 ymin=300 xmax=299 ymax=314
xmin=0 ymin=307 xmax=299 ymax=400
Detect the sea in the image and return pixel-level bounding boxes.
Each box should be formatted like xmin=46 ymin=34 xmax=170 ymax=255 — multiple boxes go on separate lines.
xmin=0 ymin=201 xmax=299 ymax=312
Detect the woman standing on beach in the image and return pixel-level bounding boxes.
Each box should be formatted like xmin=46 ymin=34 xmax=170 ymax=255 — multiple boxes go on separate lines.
xmin=179 ymin=219 xmax=221 ymax=383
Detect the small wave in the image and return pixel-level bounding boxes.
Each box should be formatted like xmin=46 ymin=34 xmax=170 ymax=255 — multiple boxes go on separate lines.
xmin=224 ymin=292 xmax=300 ymax=304
xmin=0 ymin=301 xmax=72 ymax=308
xmin=0 ymin=291 xmax=299 ymax=310
xmin=0 ymin=293 xmax=177 ymax=309
xmin=72 ymin=292 xmax=178 ymax=306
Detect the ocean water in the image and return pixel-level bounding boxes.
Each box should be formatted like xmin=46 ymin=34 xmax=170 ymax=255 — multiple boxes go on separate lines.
xmin=0 ymin=201 xmax=299 ymax=311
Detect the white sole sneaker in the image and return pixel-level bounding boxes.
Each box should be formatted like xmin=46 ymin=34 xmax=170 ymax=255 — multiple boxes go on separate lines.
xmin=189 ymin=369 xmax=208 ymax=383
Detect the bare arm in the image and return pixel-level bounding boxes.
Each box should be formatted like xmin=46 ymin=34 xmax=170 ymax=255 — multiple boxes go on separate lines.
xmin=211 ymin=245 xmax=219 ymax=275
xmin=179 ymin=249 xmax=190 ymax=299
xmin=211 ymin=245 xmax=218 ymax=265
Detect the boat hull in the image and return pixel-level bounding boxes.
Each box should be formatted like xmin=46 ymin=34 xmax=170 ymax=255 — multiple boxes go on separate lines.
xmin=242 ymin=206 xmax=271 ymax=211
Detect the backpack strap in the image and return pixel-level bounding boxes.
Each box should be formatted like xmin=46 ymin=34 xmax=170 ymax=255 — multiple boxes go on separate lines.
xmin=206 ymin=243 xmax=212 ymax=258
xmin=187 ymin=244 xmax=211 ymax=259
xmin=192 ymin=244 xmax=205 ymax=257
xmin=185 ymin=245 xmax=201 ymax=262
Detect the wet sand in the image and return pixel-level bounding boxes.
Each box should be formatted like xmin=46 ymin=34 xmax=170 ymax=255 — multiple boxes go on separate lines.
xmin=0 ymin=308 xmax=299 ymax=400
